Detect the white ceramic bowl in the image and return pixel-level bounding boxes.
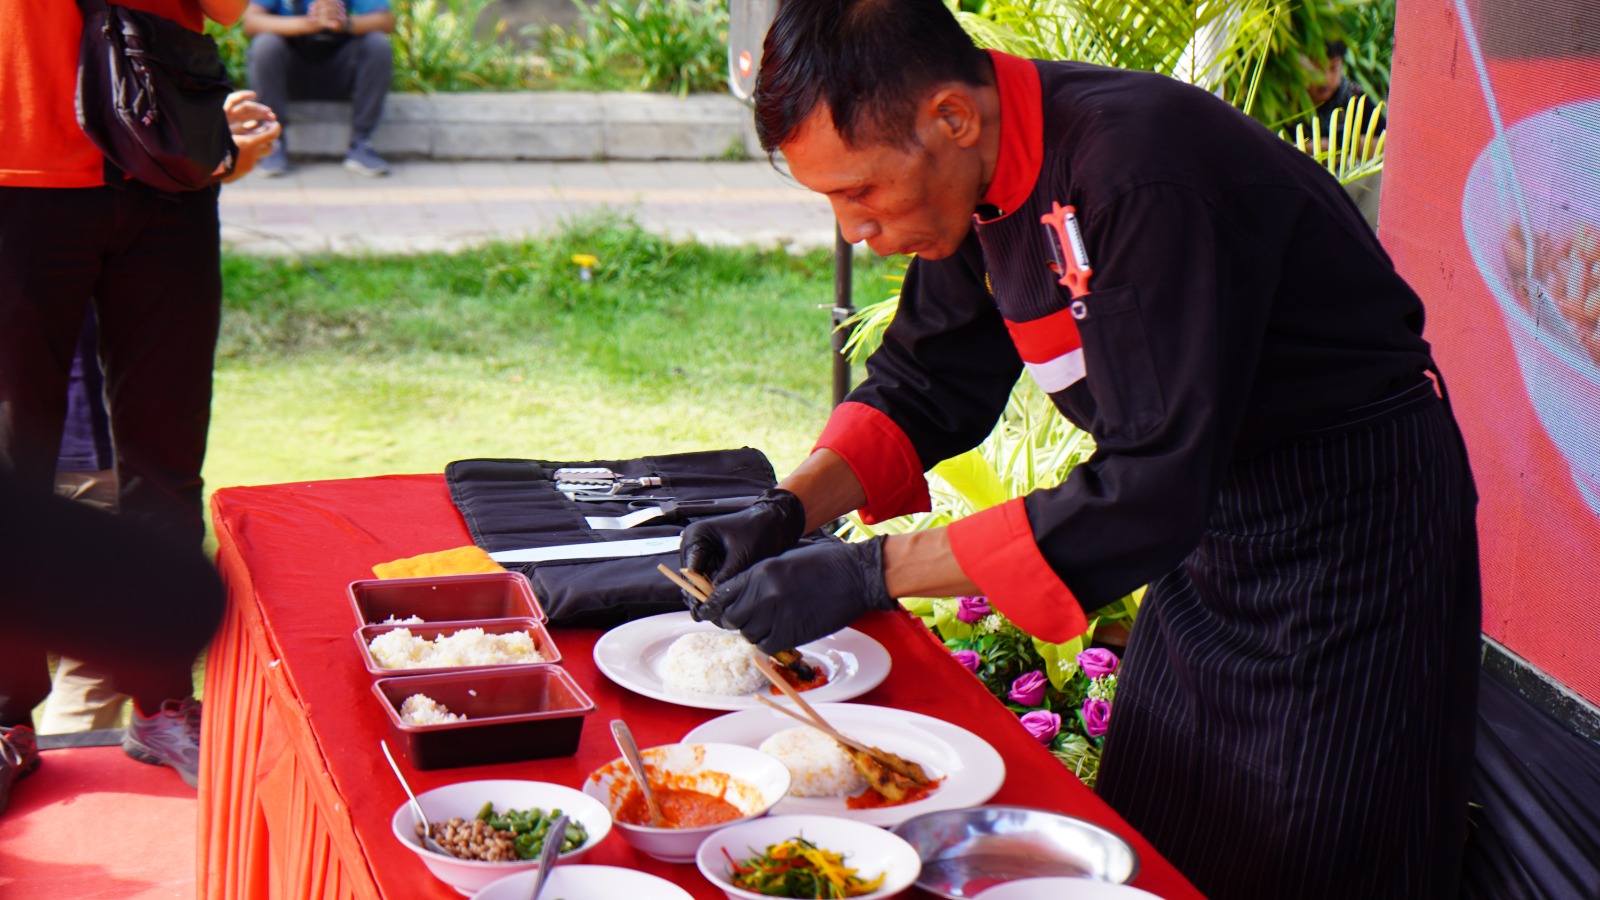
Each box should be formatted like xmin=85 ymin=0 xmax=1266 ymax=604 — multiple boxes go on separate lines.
xmin=695 ymin=813 xmax=922 ymax=900
xmin=582 ymin=742 xmax=791 ymax=863
xmin=1462 ymin=100 xmax=1600 ymax=515
xmin=974 ymin=878 xmax=1164 ymax=900
xmin=389 ymin=779 xmax=612 ymax=896
xmin=476 ymin=864 xmax=696 ymax=900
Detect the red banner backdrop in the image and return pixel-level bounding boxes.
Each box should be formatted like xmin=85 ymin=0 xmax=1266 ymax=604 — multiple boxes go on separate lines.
xmin=1384 ymin=0 xmax=1600 ymax=704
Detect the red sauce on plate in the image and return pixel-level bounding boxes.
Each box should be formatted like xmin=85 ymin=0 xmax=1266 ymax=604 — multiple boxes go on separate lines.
xmin=767 ymin=659 xmax=830 ymax=694
xmin=617 ymin=786 xmax=745 ymax=828
xmin=844 ymin=778 xmax=943 ymax=810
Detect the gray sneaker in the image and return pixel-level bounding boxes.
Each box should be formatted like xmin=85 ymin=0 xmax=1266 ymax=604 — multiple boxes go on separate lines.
xmin=123 ymin=698 xmax=201 ymax=788
xmin=343 ymin=140 xmax=390 ymax=177
xmin=257 ymin=142 xmax=290 ymax=178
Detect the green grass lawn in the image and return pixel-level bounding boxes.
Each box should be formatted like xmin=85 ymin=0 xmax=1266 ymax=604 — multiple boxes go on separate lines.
xmin=205 ymin=217 xmax=902 ymax=503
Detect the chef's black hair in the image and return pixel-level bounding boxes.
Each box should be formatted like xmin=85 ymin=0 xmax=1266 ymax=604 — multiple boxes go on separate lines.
xmin=754 ymin=0 xmax=991 ymax=153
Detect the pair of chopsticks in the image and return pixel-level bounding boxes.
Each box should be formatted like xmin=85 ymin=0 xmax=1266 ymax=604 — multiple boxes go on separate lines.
xmin=749 ymin=653 xmax=877 ymax=758
xmin=657 ymin=563 xmax=714 ymax=605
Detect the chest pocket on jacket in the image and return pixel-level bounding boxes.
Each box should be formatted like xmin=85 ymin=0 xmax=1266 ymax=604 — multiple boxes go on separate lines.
xmin=1078 ymin=283 xmax=1166 ymax=442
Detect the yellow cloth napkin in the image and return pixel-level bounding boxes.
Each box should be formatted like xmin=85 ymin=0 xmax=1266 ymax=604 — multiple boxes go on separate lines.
xmin=372 ymin=545 xmax=503 ymax=580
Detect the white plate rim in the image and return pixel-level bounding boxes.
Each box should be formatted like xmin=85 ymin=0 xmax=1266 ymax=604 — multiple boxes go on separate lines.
xmin=682 ymin=702 xmax=1006 ymax=827
xmin=478 ymin=864 xmax=696 ymax=900
xmin=591 ymin=611 xmax=890 ymax=711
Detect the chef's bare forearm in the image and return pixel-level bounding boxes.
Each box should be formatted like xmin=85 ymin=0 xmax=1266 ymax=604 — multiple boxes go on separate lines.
xmin=776 ymin=449 xmax=865 ymax=532
xmin=884 ymin=528 xmax=979 ymax=599
xmin=779 ymin=449 xmax=980 ymax=599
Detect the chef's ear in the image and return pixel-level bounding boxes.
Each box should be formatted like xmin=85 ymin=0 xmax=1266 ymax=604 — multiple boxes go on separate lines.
xmin=925 ymin=86 xmax=982 ymax=149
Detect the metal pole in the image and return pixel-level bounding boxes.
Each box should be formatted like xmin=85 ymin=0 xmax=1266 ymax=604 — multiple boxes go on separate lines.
xmin=830 ymin=221 xmax=855 ymax=408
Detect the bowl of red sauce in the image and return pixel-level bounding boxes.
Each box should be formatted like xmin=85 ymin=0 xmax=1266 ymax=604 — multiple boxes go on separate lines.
xmin=583 ymin=742 xmax=791 ymax=863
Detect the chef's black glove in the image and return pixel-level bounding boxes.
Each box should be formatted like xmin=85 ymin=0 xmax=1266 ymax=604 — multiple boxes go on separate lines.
xmin=679 ymin=487 xmax=807 ymax=610
xmin=699 ymin=536 xmax=896 ymax=654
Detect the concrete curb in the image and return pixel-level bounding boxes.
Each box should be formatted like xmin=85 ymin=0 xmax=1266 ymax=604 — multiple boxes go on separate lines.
xmin=285 ymin=91 xmax=763 ymax=162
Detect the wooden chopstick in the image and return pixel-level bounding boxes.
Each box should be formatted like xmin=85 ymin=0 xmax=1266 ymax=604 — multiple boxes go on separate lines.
xmin=750 ymin=652 xmax=860 ymax=748
xmin=657 ymin=563 xmax=708 ymax=602
xmin=682 ymin=568 xmax=714 ymax=598
xmin=753 ymin=693 xmax=877 ymax=757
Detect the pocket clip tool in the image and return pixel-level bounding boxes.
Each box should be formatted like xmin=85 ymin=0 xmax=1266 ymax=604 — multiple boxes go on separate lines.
xmin=1041 ymin=201 xmax=1093 ymax=298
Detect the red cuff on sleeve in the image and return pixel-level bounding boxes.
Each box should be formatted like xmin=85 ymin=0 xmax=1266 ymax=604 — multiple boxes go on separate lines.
xmin=813 ymin=401 xmax=931 ymax=525
xmin=947 ymin=498 xmax=1089 ymax=643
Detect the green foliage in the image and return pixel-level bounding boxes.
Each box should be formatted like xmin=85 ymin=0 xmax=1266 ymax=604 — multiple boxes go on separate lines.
xmin=1285 ymin=92 xmax=1386 ymax=183
xmin=936 ymin=612 xmax=1122 ymax=788
xmin=205 ymin=19 xmax=252 ymax=90
xmin=207 ymin=216 xmax=901 ymax=497
xmin=539 ymin=0 xmax=729 ymax=96
xmin=392 ymin=0 xmax=529 ymax=92
xmin=956 ymin=0 xmax=1393 ymax=165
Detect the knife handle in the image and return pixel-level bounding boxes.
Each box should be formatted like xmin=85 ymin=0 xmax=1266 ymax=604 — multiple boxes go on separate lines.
xmin=657 ymin=496 xmax=760 ymax=520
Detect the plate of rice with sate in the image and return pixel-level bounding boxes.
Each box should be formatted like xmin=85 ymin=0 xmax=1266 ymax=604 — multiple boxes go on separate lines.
xmin=684 ymin=702 xmax=1005 ymax=827
xmin=592 ymin=611 xmax=890 ymax=711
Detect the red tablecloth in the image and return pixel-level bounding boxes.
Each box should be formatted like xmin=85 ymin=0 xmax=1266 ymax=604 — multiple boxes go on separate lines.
xmin=197 ymin=474 xmax=1203 ymax=899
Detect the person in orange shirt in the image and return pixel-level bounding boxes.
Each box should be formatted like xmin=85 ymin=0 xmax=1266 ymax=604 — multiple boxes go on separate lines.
xmin=0 ymin=0 xmax=278 ymax=788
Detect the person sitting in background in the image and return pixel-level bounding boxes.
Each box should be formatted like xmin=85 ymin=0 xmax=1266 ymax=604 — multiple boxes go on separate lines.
xmin=244 ymin=0 xmax=396 ymax=177
xmin=1305 ymin=40 xmax=1385 ymax=153
xmin=1302 ymin=39 xmax=1385 ymax=230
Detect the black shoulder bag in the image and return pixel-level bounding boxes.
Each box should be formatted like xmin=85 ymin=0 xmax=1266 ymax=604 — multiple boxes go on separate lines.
xmin=73 ymin=0 xmax=238 ymax=192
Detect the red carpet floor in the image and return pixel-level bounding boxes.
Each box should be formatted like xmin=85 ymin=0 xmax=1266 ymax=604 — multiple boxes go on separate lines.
xmin=0 ymin=745 xmax=196 ymax=899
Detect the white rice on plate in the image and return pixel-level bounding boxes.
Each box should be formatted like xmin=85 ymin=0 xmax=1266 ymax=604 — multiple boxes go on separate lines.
xmin=367 ymin=627 xmax=543 ymax=670
xmin=758 ymin=725 xmax=867 ymax=798
xmin=399 ymin=693 xmax=466 ymax=725
xmin=659 ymin=630 xmax=767 ymax=696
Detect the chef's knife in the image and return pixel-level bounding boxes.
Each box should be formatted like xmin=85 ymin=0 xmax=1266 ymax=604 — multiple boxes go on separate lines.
xmin=488 ymin=535 xmax=680 ymax=564
xmin=584 ymin=495 xmax=760 ymax=530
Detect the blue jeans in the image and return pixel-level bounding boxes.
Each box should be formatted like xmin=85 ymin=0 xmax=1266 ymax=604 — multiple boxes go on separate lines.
xmin=247 ymin=31 xmax=393 ymax=143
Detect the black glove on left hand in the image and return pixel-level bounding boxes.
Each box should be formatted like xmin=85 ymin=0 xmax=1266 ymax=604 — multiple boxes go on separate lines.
xmin=699 ymin=536 xmax=897 ymax=654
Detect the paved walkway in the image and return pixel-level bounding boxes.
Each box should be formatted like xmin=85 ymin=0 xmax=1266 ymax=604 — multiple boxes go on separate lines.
xmin=218 ymin=159 xmax=840 ymax=255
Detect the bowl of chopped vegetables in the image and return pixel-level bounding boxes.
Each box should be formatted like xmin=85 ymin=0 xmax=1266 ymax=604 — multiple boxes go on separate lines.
xmin=389 ymin=779 xmax=612 ymax=896
xmin=695 ymin=813 xmax=922 ymax=900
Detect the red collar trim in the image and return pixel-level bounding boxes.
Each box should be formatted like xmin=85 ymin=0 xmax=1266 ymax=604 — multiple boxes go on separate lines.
xmin=979 ymin=50 xmax=1044 ymax=222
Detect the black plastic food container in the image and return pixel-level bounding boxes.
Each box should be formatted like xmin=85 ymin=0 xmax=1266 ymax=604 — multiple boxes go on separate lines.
xmin=372 ymin=665 xmax=596 ymax=769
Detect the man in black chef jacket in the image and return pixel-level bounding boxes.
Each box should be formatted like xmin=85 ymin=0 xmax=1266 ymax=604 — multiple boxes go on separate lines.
xmin=679 ymin=0 xmax=1482 ymax=898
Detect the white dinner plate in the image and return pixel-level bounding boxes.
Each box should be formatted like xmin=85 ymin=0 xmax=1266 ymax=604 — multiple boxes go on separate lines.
xmin=683 ymin=702 xmax=1006 ymax=827
xmin=592 ymin=611 xmax=890 ymax=711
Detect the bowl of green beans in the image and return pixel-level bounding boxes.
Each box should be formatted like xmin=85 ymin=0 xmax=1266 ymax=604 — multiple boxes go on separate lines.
xmin=389 ymin=779 xmax=612 ymax=895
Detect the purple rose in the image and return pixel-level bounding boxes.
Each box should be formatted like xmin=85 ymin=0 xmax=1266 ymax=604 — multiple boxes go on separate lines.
xmin=952 ymin=650 xmax=982 ymax=672
xmin=955 ymin=595 xmax=992 ymax=624
xmin=1082 ymin=698 xmax=1113 ymax=738
xmin=1008 ymin=670 xmax=1047 ymax=706
xmin=1019 ymin=710 xmax=1061 ymax=743
xmin=1077 ymin=647 xmax=1120 ymax=680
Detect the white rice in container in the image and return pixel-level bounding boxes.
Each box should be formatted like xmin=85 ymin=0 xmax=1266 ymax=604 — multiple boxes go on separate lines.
xmin=367 ymin=626 xmax=543 ymax=670
xmin=399 ymin=693 xmax=466 ymax=725
xmin=659 ymin=631 xmax=766 ymax=695
xmin=759 ymin=725 xmax=867 ymax=798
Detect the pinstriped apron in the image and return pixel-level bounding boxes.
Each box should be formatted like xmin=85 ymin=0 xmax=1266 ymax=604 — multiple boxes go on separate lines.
xmin=1096 ymin=381 xmax=1481 ymax=899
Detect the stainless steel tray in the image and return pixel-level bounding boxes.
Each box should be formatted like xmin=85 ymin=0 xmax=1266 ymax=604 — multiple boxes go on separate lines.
xmin=891 ymin=805 xmax=1141 ymax=898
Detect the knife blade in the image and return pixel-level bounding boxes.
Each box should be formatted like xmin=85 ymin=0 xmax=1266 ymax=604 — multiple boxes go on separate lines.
xmin=489 ymin=535 xmax=681 ymax=564
xmin=584 ymin=495 xmax=760 ymax=530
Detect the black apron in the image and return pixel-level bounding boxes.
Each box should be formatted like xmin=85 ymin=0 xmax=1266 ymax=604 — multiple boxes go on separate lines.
xmin=1096 ymin=387 xmax=1481 ymax=900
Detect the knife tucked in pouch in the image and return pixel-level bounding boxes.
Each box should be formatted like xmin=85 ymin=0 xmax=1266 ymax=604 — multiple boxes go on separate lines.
xmin=583 ymin=495 xmax=760 ymax=530
xmin=489 ymin=535 xmax=681 ymax=564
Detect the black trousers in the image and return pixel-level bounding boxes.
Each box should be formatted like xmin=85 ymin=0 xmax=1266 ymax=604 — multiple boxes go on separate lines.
xmin=1096 ymin=398 xmax=1481 ymax=899
xmin=0 ymin=476 xmax=224 ymax=728
xmin=247 ymin=31 xmax=393 ymax=143
xmin=0 ymin=180 xmax=222 ymax=724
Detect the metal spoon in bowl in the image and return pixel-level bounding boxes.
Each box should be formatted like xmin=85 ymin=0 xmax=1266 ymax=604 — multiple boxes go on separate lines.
xmin=609 ymin=719 xmax=666 ymax=827
xmin=380 ymin=740 xmax=453 ymax=858
xmin=526 ymin=812 xmax=568 ymax=900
